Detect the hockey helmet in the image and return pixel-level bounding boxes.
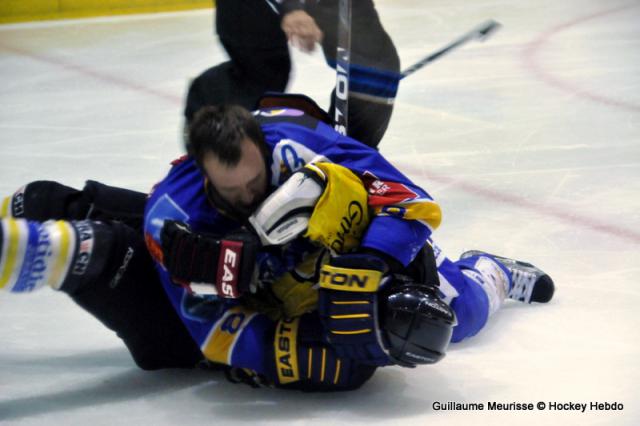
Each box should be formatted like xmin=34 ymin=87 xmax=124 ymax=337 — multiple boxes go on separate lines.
xmin=381 ymin=283 xmax=457 ymax=367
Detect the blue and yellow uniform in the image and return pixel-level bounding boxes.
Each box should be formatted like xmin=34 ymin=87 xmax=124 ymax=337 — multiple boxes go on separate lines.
xmin=143 ymin=108 xmax=495 ymax=388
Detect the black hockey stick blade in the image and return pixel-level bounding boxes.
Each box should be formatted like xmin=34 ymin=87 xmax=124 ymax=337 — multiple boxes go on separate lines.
xmin=401 ymin=19 xmax=502 ymax=79
xmin=476 ymin=19 xmax=502 ymax=41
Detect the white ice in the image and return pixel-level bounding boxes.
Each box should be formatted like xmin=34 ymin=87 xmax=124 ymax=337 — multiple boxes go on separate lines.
xmin=1 ymin=0 xmax=639 ymax=424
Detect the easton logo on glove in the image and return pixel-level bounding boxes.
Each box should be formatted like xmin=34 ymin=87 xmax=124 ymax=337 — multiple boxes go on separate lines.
xmin=274 ymin=317 xmax=300 ymax=384
xmin=316 ymin=253 xmax=392 ymax=366
xmin=318 ymin=264 xmax=381 ymax=292
xmin=160 ymin=220 xmax=259 ymax=298
xmin=217 ymin=241 xmax=242 ymax=298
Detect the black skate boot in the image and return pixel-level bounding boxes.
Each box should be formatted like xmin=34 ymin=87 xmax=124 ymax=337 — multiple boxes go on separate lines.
xmin=459 ymin=251 xmax=555 ymax=303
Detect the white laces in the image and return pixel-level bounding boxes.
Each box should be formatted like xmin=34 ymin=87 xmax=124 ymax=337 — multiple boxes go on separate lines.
xmin=508 ymin=268 xmax=537 ymax=303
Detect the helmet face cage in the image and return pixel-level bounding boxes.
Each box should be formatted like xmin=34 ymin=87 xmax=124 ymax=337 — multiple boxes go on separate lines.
xmin=381 ymin=285 xmax=456 ymax=367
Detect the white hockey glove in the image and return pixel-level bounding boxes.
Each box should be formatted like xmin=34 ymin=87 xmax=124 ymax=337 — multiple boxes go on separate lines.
xmin=248 ymin=166 xmax=326 ymax=246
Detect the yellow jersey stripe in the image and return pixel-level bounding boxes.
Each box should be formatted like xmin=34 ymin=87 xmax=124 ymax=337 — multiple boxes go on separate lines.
xmin=333 ymin=359 xmax=341 ymax=385
xmin=1 ymin=197 xmax=10 ymax=218
xmin=0 ymin=219 xmax=21 ymax=289
xmin=332 ymin=329 xmax=372 ymax=335
xmin=331 ymin=300 xmax=370 ymax=305
xmin=226 ymin=311 xmax=257 ymax=365
xmin=320 ymin=348 xmax=326 ymax=382
xmin=307 ymin=348 xmax=313 ymax=379
xmin=201 ymin=311 xmax=236 ymax=364
xmin=330 ymin=313 xmax=370 ymax=319
xmin=373 ymin=199 xmax=442 ymax=230
xmin=201 ymin=306 xmax=255 ymax=365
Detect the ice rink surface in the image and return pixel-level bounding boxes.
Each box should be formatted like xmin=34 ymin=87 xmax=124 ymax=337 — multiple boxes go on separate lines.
xmin=1 ymin=0 xmax=639 ymax=424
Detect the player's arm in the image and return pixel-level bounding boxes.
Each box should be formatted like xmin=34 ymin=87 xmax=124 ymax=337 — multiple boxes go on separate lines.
xmin=152 ymin=160 xmax=327 ymax=297
xmin=358 ymin=168 xmax=441 ymax=268
xmin=144 ymin=198 xmax=243 ymax=295
xmin=251 ymin=162 xmax=454 ymax=368
xmin=143 ymin=157 xmax=258 ymax=296
xmin=249 ymin=162 xmax=396 ymax=366
xmin=196 ymin=302 xmax=377 ymax=390
xmin=260 ymin=113 xmax=440 ymax=269
xmin=291 ymin=120 xmax=443 ymax=268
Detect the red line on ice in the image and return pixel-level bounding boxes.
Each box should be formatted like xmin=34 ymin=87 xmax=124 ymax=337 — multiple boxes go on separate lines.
xmin=523 ymin=4 xmax=640 ymax=113
xmin=398 ymin=163 xmax=640 ymax=245
xmin=0 ymin=43 xmax=183 ymax=105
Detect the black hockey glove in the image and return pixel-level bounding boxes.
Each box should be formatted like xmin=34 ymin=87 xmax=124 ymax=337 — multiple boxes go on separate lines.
xmin=317 ymin=253 xmax=393 ymax=367
xmin=160 ymin=220 xmax=259 ymax=298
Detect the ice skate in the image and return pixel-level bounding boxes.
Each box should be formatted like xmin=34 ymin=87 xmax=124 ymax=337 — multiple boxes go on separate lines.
xmin=460 ymin=251 xmax=555 ymax=303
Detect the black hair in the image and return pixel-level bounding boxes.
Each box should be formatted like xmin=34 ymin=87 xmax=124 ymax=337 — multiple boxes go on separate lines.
xmin=187 ymin=105 xmax=265 ymax=167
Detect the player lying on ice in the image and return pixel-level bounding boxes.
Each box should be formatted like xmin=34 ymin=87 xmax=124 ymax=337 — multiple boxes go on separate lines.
xmin=0 ymin=96 xmax=555 ymax=391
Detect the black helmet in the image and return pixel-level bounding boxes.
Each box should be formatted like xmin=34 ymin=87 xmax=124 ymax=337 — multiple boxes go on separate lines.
xmin=381 ymin=283 xmax=457 ymax=367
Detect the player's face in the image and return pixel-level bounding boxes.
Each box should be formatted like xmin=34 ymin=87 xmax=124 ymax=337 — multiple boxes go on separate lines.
xmin=203 ymin=138 xmax=268 ymax=216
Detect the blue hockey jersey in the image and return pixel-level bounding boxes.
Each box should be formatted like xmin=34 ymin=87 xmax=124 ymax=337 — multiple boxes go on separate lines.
xmin=143 ymin=107 xmax=442 ymax=382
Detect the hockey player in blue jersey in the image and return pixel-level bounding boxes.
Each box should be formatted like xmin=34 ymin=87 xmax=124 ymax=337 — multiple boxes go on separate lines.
xmin=0 ymin=101 xmax=554 ymax=390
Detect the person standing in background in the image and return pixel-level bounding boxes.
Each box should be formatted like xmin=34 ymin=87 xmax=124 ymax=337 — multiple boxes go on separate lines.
xmin=185 ymin=0 xmax=401 ymax=148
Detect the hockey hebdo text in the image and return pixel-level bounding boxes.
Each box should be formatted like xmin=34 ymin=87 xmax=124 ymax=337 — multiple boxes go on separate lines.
xmin=431 ymin=401 xmax=623 ymax=413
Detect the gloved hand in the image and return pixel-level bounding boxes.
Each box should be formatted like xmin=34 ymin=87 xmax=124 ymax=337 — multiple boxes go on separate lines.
xmin=317 ymin=253 xmax=393 ymax=366
xmin=160 ymin=220 xmax=259 ymax=298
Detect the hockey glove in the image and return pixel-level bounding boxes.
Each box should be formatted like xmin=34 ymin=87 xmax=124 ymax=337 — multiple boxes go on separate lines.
xmin=160 ymin=220 xmax=259 ymax=298
xmin=317 ymin=253 xmax=393 ymax=366
xmin=248 ymin=166 xmax=325 ymax=247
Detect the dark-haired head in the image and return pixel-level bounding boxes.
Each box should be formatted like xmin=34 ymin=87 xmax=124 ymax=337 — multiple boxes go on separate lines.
xmin=187 ymin=105 xmax=269 ymax=218
xmin=188 ymin=105 xmax=265 ymax=167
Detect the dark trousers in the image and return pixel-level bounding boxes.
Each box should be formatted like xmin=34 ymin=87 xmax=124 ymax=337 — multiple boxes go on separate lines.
xmin=69 ymin=221 xmax=203 ymax=370
xmin=185 ymin=0 xmax=400 ymax=147
xmin=16 ymin=181 xmax=203 ymax=370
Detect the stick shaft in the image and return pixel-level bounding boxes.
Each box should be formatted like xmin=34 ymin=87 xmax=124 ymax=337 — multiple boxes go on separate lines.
xmin=401 ymin=20 xmax=501 ymax=79
xmin=333 ymin=0 xmax=352 ymax=135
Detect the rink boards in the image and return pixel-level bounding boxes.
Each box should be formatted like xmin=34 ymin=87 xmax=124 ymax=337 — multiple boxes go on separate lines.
xmin=0 ymin=0 xmax=213 ymax=24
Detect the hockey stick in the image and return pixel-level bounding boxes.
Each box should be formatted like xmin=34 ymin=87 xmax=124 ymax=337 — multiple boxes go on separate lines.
xmin=400 ymin=19 xmax=502 ymax=79
xmin=333 ymin=0 xmax=352 ymax=135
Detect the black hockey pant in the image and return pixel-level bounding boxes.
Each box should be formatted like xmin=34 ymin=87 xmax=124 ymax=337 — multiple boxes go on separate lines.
xmin=10 ymin=180 xmax=203 ymax=370
xmin=185 ymin=0 xmax=400 ymax=148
